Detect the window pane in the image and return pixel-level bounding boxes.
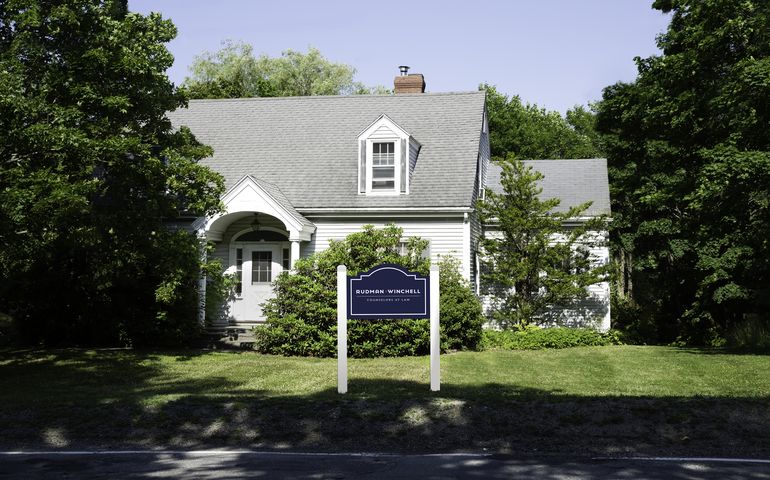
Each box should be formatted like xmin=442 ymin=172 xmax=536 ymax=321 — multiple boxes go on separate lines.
xmin=282 ymin=248 xmax=290 ymax=271
xmin=236 ymin=248 xmax=243 ymax=294
xmin=372 ymin=166 xmax=394 ymax=179
xmin=372 ymin=180 xmax=395 ymax=190
xmin=251 ymin=251 xmax=272 ymax=284
xmin=372 ymin=142 xmax=394 ymax=166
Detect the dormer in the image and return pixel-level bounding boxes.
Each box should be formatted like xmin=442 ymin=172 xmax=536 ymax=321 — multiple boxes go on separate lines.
xmin=357 ymin=114 xmax=421 ymax=195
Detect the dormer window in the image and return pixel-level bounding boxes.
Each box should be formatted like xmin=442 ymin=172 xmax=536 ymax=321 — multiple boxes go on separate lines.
xmin=357 ymin=115 xmax=420 ymax=196
xmin=371 ymin=142 xmax=395 ymax=191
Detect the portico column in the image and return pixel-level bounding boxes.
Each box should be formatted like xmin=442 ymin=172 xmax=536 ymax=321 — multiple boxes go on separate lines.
xmin=197 ymin=230 xmax=208 ymax=326
xmin=290 ymin=239 xmax=301 ymax=270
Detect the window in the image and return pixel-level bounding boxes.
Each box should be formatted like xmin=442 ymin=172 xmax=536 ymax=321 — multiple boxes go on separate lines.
xmin=282 ymin=248 xmax=290 ymax=271
xmin=357 ymin=115 xmax=416 ymax=196
xmin=398 ymin=239 xmax=430 ymax=260
xmin=371 ymin=142 xmax=395 ymax=191
xmin=251 ymin=251 xmax=272 ymax=283
xmin=235 ymin=248 xmax=243 ymax=294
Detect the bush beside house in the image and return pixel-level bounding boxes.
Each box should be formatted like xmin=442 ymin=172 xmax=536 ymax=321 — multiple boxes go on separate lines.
xmin=253 ymin=225 xmax=484 ymax=357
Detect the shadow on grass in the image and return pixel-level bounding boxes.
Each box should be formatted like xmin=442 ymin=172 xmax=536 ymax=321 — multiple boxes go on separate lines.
xmin=0 ymin=349 xmax=768 ymax=461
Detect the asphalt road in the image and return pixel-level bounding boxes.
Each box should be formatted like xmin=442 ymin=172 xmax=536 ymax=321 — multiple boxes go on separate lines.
xmin=1 ymin=451 xmax=769 ymax=479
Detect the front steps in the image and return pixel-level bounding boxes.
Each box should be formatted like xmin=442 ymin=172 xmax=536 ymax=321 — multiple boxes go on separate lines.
xmin=206 ymin=320 xmax=264 ymax=350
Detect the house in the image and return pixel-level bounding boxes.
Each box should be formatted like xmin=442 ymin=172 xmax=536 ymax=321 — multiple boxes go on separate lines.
xmin=485 ymin=159 xmax=612 ymax=331
xmin=168 ymin=70 xmax=610 ymax=331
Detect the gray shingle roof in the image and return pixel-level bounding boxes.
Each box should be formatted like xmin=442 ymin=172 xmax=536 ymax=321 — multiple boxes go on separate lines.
xmin=486 ymin=159 xmax=611 ymax=216
xmin=248 ymin=176 xmax=314 ymax=228
xmin=168 ymin=92 xmax=486 ymax=209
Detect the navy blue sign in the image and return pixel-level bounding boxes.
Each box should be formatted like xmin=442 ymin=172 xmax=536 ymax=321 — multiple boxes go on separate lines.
xmin=348 ymin=264 xmax=430 ymax=319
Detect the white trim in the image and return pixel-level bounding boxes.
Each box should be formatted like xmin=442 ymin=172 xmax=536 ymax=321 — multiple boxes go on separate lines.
xmin=230 ymin=226 xmax=290 ymax=242
xmin=365 ymin=138 xmax=402 ymax=195
xmin=205 ymin=175 xmax=315 ymax=242
xmin=462 ymin=212 xmax=471 ymax=280
xmin=299 ymin=207 xmax=472 ymax=213
xmin=357 ymin=115 xmax=412 ymax=196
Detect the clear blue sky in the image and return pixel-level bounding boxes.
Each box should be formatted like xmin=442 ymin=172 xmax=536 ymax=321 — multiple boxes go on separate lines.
xmin=129 ymin=0 xmax=670 ymax=114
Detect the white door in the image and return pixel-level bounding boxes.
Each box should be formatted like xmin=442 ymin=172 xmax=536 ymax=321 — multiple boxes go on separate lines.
xmin=231 ymin=243 xmax=282 ymax=322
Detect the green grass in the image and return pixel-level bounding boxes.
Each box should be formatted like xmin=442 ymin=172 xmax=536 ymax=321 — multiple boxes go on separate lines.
xmin=1 ymin=346 xmax=769 ymax=456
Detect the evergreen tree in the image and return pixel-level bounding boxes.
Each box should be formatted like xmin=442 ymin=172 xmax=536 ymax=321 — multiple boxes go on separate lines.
xmin=478 ymin=158 xmax=608 ymax=329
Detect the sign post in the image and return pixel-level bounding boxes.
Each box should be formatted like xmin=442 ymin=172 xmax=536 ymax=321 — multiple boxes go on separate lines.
xmin=429 ymin=264 xmax=440 ymax=391
xmin=338 ymin=263 xmax=439 ymax=394
xmin=337 ymin=265 xmax=348 ymax=394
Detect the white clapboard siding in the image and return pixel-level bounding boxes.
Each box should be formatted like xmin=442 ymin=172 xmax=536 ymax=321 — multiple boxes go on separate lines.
xmin=369 ymin=124 xmax=397 ymax=139
xmin=304 ymin=216 xmax=467 ymax=275
xmin=480 ymin=229 xmax=611 ymax=331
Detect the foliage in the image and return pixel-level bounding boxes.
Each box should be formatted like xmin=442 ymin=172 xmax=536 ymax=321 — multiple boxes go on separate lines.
xmin=202 ymin=253 xmax=236 ymax=329
xmin=481 ymin=84 xmax=604 ymax=160
xmin=595 ymin=0 xmax=770 ymax=344
xmin=183 ymin=42 xmax=381 ymax=99
xmin=254 ymin=224 xmax=484 ymax=357
xmin=0 ymin=0 xmax=224 ymax=346
xmin=478 ymin=157 xmax=609 ymax=329
xmin=480 ymin=326 xmax=624 ymax=351
xmin=726 ymin=317 xmax=770 ymax=352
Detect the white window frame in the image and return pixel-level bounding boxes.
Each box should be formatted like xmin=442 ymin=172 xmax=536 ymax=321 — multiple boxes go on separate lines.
xmin=365 ymin=138 xmax=402 ymax=195
xmin=357 ymin=114 xmax=413 ymax=196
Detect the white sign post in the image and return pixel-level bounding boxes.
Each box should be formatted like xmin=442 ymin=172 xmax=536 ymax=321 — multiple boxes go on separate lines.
xmin=429 ymin=264 xmax=440 ymax=391
xmin=337 ymin=265 xmax=348 ymax=394
xmin=337 ymin=264 xmax=440 ymax=394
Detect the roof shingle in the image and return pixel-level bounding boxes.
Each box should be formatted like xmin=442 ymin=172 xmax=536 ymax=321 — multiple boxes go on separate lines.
xmin=486 ymin=159 xmax=611 ymax=216
xmin=168 ymin=92 xmax=486 ymax=209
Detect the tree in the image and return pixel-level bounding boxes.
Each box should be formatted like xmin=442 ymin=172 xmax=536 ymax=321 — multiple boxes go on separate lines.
xmin=478 ymin=158 xmax=608 ymax=329
xmin=0 ymin=0 xmax=224 ymax=346
xmin=482 ymin=84 xmax=604 ymax=160
xmin=183 ymin=42 xmax=379 ymax=99
xmin=595 ymin=0 xmax=770 ymax=344
xmin=254 ymin=225 xmax=484 ymax=357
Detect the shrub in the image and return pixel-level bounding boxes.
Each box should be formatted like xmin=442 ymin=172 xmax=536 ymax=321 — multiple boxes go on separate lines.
xmin=480 ymin=325 xmax=624 ymax=350
xmin=253 ymin=224 xmax=484 ymax=357
xmin=726 ymin=317 xmax=770 ymax=352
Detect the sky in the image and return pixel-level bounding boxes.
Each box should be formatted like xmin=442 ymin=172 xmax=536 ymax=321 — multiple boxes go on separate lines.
xmin=129 ymin=0 xmax=671 ymax=114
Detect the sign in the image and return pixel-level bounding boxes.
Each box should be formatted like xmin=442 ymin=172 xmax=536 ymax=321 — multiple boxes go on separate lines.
xmin=337 ymin=263 xmax=440 ymax=394
xmin=347 ymin=264 xmax=429 ymax=319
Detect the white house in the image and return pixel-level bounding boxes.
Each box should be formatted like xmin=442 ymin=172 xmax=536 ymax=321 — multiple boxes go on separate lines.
xmin=484 ymin=159 xmax=612 ymax=331
xmin=168 ymin=71 xmax=611 ymax=331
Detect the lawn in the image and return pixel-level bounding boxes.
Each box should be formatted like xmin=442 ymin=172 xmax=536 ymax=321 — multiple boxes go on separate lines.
xmin=1 ymin=346 xmax=768 ymax=457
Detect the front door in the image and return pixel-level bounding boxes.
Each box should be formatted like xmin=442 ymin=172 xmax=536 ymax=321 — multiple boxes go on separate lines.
xmin=231 ymin=243 xmax=282 ymax=322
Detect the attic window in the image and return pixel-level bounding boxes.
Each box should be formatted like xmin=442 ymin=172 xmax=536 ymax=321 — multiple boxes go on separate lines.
xmin=371 ymin=142 xmax=395 ymax=191
xmin=358 ymin=115 xmax=417 ymax=196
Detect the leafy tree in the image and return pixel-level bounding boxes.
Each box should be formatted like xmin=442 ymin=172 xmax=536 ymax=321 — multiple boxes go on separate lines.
xmin=478 ymin=158 xmax=609 ymax=329
xmin=255 ymin=225 xmax=484 ymax=357
xmin=482 ymin=84 xmax=604 ymax=160
xmin=0 ymin=0 xmax=224 ymax=346
xmin=596 ymin=0 xmax=770 ymax=344
xmin=183 ymin=42 xmax=380 ymax=99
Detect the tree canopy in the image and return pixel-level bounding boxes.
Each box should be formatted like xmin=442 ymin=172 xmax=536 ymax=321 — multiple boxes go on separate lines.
xmin=478 ymin=158 xmax=608 ymax=329
xmin=0 ymin=0 xmax=224 ymax=346
xmin=183 ymin=42 xmax=383 ymax=99
xmin=596 ymin=0 xmax=770 ymax=343
xmin=482 ymin=84 xmax=604 ymax=160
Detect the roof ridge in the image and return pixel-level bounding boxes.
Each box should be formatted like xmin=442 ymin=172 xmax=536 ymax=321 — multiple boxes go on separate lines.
xmin=185 ymin=91 xmax=485 ymax=104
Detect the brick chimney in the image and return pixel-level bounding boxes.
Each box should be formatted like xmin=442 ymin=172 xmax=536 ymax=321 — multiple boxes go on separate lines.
xmin=394 ymin=66 xmax=425 ymax=94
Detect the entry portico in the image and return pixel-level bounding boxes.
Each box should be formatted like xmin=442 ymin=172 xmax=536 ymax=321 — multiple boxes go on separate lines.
xmin=203 ymin=175 xmax=315 ymax=325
